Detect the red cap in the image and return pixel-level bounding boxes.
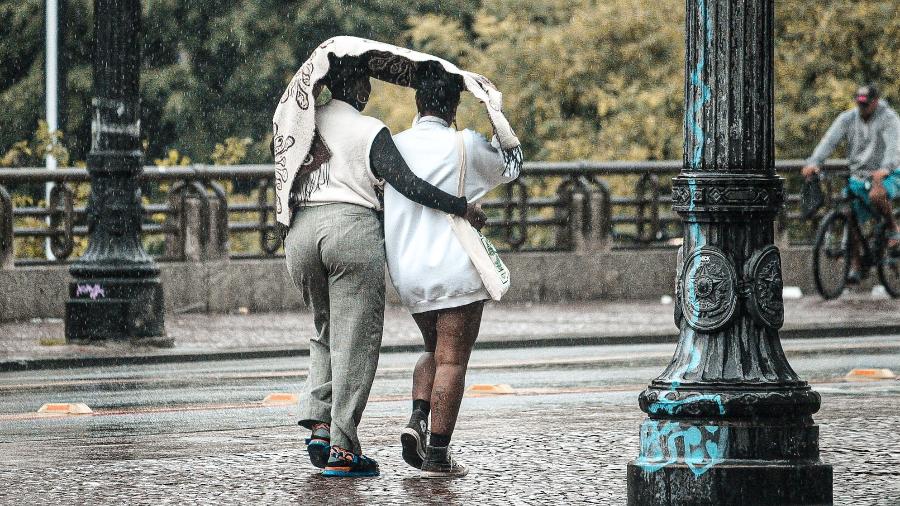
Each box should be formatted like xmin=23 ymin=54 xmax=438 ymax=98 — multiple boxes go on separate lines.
xmin=855 ymin=85 xmax=879 ymax=105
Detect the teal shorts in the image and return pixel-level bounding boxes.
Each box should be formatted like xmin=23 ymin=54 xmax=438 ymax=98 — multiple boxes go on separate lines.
xmin=845 ymin=169 xmax=900 ymax=223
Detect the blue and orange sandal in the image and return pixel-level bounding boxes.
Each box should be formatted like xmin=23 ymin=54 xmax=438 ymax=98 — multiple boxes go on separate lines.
xmin=321 ymin=446 xmax=380 ymax=477
xmin=304 ymin=422 xmax=331 ymax=469
xmin=887 ymin=231 xmax=900 ymax=256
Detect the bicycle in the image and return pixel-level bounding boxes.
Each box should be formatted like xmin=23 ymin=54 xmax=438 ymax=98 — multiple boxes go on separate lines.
xmin=811 ymin=176 xmax=900 ymax=300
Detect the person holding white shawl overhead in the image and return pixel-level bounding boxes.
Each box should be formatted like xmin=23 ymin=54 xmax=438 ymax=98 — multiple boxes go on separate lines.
xmin=274 ymin=36 xmax=521 ymax=479
xmin=385 ymin=62 xmax=522 ymax=478
xmin=275 ymin=44 xmax=486 ymax=478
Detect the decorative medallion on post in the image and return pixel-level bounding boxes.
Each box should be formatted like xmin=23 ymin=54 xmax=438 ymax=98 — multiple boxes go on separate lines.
xmin=65 ymin=0 xmax=168 ymax=345
xmin=626 ymin=1 xmax=832 ymax=504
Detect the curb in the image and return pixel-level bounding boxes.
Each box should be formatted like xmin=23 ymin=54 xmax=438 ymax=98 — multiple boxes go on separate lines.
xmin=2 ymin=323 xmax=898 ymax=373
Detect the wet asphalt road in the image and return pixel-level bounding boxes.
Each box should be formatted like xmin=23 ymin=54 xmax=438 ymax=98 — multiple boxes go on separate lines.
xmin=1 ymin=335 xmax=899 ymax=504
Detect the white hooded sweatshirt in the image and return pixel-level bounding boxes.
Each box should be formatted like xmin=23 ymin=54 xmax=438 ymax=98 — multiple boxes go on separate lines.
xmin=385 ymin=116 xmax=520 ymax=313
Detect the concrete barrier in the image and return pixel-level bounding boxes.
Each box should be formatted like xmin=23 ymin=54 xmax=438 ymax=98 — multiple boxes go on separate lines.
xmin=0 ymin=246 xmax=853 ymax=322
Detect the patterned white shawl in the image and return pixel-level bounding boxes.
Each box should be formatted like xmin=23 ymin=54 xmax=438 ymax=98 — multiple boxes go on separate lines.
xmin=272 ymin=35 xmax=522 ymax=226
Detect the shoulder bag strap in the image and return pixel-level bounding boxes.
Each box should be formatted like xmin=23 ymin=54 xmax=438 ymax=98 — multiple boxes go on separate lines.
xmin=455 ymin=131 xmax=467 ymax=198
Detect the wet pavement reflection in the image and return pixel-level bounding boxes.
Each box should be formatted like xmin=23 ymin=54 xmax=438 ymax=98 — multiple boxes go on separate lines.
xmin=1 ymin=342 xmax=899 ymax=504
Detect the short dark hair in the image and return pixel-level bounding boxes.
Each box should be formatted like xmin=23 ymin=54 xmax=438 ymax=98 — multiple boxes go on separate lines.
xmin=323 ymin=54 xmax=368 ymax=95
xmin=415 ymin=62 xmax=463 ymax=117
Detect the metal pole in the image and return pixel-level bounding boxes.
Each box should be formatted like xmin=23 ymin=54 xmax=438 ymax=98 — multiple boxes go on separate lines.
xmin=45 ymin=0 xmax=58 ymax=260
xmin=65 ymin=0 xmax=169 ymax=345
xmin=626 ymin=1 xmax=832 ymax=504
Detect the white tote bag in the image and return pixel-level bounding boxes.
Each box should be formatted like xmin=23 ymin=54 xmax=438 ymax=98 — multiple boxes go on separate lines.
xmin=445 ymin=132 xmax=511 ymax=301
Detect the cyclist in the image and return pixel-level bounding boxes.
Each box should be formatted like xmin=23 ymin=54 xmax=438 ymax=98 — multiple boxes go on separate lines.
xmin=802 ymin=84 xmax=900 ymax=283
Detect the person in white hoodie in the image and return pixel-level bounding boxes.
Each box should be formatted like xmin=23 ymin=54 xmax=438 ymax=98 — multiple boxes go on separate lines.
xmin=384 ymin=64 xmax=521 ymax=478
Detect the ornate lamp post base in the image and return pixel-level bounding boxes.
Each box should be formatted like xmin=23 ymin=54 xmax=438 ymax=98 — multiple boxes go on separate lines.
xmin=66 ymin=266 xmax=166 ymax=344
xmin=628 ymin=460 xmax=832 ymax=505
xmin=625 ymin=175 xmax=833 ymax=504
xmin=627 ymin=419 xmax=832 ymax=505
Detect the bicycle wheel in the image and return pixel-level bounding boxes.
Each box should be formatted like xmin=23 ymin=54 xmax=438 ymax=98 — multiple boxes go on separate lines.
xmin=876 ymin=209 xmax=900 ymax=298
xmin=812 ymin=210 xmax=851 ymax=299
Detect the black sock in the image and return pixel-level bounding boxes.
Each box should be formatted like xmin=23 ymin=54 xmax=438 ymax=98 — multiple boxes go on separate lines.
xmin=430 ymin=433 xmax=451 ymax=448
xmin=413 ymin=399 xmax=431 ymax=416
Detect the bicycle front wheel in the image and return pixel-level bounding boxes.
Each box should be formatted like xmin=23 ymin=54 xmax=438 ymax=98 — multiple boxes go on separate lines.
xmin=813 ymin=210 xmax=851 ymax=300
xmin=877 ymin=209 xmax=900 ymax=298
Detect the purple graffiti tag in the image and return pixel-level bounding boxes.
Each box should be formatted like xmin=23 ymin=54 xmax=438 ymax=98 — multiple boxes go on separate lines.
xmin=76 ymin=284 xmax=105 ymax=300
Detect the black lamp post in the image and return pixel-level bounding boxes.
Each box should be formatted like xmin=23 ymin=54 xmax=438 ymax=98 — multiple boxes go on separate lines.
xmin=626 ymin=1 xmax=832 ymax=504
xmin=65 ymin=0 xmax=167 ymax=344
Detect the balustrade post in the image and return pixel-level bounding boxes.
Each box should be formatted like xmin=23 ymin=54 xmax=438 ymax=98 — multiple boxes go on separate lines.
xmin=182 ymin=196 xmax=208 ymax=262
xmin=589 ymin=186 xmax=611 ymax=251
xmin=554 ymin=185 xmax=573 ymax=251
xmin=206 ymin=196 xmax=227 ymax=260
xmin=775 ymin=211 xmax=791 ymax=248
xmin=570 ymin=192 xmax=587 ymax=253
xmin=0 ymin=185 xmax=13 ymax=269
xmin=626 ymin=1 xmax=831 ymax=504
xmin=65 ymin=0 xmax=168 ymax=344
xmin=205 ymin=181 xmax=230 ymax=260
xmin=164 ymin=193 xmax=185 ymax=260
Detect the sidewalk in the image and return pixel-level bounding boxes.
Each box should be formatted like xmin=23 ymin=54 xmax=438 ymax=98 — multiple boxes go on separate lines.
xmin=1 ymin=386 xmax=895 ymax=504
xmin=1 ymin=293 xmax=897 ymax=370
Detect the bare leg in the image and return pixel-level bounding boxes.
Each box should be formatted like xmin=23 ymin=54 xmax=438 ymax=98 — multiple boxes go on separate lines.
xmin=849 ymin=221 xmax=863 ymax=272
xmin=400 ymin=313 xmax=440 ymax=469
xmin=870 ymin=184 xmax=899 ymax=245
xmin=411 ymin=312 xmax=438 ymax=403
xmin=429 ymin=301 xmax=484 ymax=437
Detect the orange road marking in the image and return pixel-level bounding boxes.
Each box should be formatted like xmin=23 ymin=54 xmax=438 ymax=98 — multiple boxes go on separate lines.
xmin=1 ymin=377 xmax=891 ymax=422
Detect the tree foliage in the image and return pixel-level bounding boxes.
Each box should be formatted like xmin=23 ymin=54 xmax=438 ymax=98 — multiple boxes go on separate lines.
xmin=0 ymin=0 xmax=897 ymax=165
xmin=775 ymin=1 xmax=900 ymax=158
xmin=1 ymin=0 xmax=478 ymax=163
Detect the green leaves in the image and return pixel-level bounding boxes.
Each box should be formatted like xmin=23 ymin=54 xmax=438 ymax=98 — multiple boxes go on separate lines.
xmin=432 ymin=0 xmax=686 ymax=162
xmin=775 ymin=1 xmax=900 ymax=158
xmin=0 ymin=0 xmax=896 ymax=165
xmin=1 ymin=120 xmax=69 ymax=167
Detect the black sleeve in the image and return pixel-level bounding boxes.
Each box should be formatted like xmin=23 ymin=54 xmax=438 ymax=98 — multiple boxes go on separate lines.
xmin=369 ymin=128 xmax=468 ymax=216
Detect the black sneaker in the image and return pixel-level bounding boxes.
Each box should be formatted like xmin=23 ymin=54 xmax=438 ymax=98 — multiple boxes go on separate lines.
xmin=421 ymin=445 xmax=468 ymax=478
xmin=400 ymin=409 xmax=428 ymax=469
xmin=322 ymin=446 xmax=380 ymax=477
xmin=303 ymin=422 xmax=330 ymax=469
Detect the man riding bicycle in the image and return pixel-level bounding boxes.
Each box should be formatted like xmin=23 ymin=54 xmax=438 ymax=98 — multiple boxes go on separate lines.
xmin=802 ymin=84 xmax=900 ymax=284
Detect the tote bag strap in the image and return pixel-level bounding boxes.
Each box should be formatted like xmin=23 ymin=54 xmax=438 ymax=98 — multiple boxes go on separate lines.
xmin=455 ymin=131 xmax=467 ymax=198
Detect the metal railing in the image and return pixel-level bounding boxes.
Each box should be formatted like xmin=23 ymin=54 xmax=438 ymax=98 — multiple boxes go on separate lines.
xmin=0 ymin=159 xmax=850 ymax=266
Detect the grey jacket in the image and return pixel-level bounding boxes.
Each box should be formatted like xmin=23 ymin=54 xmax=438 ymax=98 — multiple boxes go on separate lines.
xmin=807 ymin=100 xmax=900 ymax=178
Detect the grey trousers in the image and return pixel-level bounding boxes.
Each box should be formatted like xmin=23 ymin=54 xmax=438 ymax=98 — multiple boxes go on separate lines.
xmin=284 ymin=203 xmax=385 ymax=455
